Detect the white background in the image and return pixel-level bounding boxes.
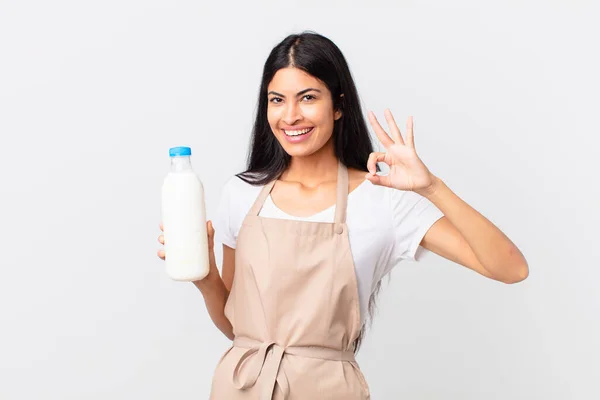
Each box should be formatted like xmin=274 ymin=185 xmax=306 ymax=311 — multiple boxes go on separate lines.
xmin=1 ymin=1 xmax=598 ymax=399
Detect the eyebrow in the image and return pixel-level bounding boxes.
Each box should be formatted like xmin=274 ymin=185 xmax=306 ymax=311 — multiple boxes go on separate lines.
xmin=267 ymin=88 xmax=322 ymax=97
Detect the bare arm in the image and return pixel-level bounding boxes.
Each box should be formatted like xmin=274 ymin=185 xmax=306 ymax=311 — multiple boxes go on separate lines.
xmin=364 ymin=111 xmax=527 ymax=284
xmin=158 ymin=222 xmax=235 ymax=340
xmin=418 ymin=177 xmax=528 ymax=284
xmin=192 ymin=241 xmax=235 ymax=340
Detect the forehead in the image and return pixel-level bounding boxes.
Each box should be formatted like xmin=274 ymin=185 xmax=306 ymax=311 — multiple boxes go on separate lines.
xmin=268 ymin=67 xmax=328 ymax=93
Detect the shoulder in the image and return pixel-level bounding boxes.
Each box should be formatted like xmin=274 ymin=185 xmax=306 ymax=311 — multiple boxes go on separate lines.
xmin=220 ymin=174 xmax=264 ymax=202
xmin=348 ymin=180 xmax=443 ymax=263
xmin=214 ymin=175 xmax=264 ymax=248
xmin=218 ymin=174 xmax=264 ymax=217
xmin=346 ymin=174 xmax=398 ymax=209
xmin=346 ymin=168 xmax=410 ymax=205
xmin=349 ymin=178 xmax=440 ymax=222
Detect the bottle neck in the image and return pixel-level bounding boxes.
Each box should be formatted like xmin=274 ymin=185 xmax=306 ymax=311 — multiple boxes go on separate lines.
xmin=170 ymin=156 xmax=193 ymax=172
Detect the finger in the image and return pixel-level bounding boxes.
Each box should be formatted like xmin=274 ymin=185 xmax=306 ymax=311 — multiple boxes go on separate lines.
xmin=368 ymin=111 xmax=395 ymax=148
xmin=159 ymin=222 xmax=163 ymax=231
xmin=405 ymin=116 xmax=415 ymax=148
xmin=157 ymin=249 xmax=165 ymax=260
xmin=158 ymin=235 xmax=164 ymax=245
xmin=384 ymin=109 xmax=405 ymax=145
xmin=367 ymin=152 xmax=386 ymax=175
xmin=365 ymin=171 xmax=392 ymax=188
xmin=207 ymin=220 xmax=215 ymax=248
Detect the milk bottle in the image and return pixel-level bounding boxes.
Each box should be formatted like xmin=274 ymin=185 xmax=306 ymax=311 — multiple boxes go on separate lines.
xmin=161 ymin=146 xmax=209 ymax=281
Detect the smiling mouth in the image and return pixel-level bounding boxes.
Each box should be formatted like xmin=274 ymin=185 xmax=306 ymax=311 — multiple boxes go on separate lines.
xmin=283 ymin=127 xmax=314 ymax=137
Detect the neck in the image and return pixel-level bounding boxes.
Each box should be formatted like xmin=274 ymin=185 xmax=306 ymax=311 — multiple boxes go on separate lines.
xmin=281 ymin=139 xmax=339 ymax=187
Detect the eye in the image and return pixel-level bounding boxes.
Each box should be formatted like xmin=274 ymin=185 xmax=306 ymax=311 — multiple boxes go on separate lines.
xmin=269 ymin=97 xmax=283 ymax=104
xmin=302 ymin=94 xmax=316 ymax=101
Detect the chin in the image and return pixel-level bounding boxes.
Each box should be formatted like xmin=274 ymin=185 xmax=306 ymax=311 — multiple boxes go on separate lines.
xmin=280 ymin=144 xmax=317 ymax=158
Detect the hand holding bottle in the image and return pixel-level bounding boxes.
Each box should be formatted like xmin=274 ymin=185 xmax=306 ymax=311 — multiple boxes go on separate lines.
xmin=157 ymin=220 xmax=216 ymax=282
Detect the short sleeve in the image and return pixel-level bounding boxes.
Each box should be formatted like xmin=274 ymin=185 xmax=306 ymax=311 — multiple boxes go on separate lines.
xmin=213 ymin=178 xmax=238 ymax=249
xmin=390 ymin=189 xmax=444 ymax=262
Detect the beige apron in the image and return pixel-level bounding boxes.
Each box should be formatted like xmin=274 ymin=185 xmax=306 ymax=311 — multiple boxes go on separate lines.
xmin=210 ymin=161 xmax=370 ymax=400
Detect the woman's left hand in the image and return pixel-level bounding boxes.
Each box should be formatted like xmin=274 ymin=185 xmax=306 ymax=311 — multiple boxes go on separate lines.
xmin=366 ymin=109 xmax=437 ymax=195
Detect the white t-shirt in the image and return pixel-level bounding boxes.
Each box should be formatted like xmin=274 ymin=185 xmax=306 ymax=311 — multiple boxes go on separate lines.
xmin=214 ymin=176 xmax=444 ymax=326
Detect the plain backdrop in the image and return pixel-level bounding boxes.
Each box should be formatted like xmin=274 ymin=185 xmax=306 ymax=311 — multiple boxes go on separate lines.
xmin=1 ymin=1 xmax=598 ymax=399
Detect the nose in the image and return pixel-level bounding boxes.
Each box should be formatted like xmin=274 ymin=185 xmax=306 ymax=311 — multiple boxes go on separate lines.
xmin=282 ymin=101 xmax=302 ymax=125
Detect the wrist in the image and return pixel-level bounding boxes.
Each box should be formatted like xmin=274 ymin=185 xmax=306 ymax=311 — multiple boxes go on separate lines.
xmin=192 ymin=260 xmax=221 ymax=293
xmin=415 ymin=175 xmax=444 ymax=198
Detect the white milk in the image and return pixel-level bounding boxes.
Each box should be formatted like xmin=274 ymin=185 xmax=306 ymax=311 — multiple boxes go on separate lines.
xmin=161 ymin=147 xmax=209 ymax=281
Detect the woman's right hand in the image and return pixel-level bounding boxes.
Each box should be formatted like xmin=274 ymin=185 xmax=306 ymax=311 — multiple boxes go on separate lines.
xmin=156 ymin=221 xmax=217 ymax=273
xmin=158 ymin=221 xmax=233 ymax=339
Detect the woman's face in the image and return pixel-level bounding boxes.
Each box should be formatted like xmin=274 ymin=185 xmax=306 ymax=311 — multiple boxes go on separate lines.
xmin=267 ymin=67 xmax=342 ymax=158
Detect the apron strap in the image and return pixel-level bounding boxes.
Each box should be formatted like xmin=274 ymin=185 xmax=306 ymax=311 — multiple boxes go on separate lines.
xmin=248 ymin=179 xmax=276 ymax=217
xmin=333 ymin=160 xmax=349 ymax=234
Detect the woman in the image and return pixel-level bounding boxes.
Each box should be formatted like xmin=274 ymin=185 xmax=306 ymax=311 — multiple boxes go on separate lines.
xmin=157 ymin=32 xmax=528 ymax=399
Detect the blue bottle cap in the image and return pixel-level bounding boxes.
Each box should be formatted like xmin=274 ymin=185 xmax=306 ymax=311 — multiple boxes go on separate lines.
xmin=169 ymin=147 xmax=192 ymax=157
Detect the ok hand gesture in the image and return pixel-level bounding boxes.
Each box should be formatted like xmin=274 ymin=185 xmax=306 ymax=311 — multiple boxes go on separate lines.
xmin=366 ymin=109 xmax=436 ymax=195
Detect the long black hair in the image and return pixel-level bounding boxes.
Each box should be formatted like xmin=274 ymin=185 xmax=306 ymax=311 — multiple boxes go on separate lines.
xmin=237 ymin=32 xmax=379 ymax=353
xmin=237 ymin=31 xmax=376 ymax=185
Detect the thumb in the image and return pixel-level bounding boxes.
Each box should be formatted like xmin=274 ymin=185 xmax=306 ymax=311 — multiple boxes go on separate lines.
xmin=207 ymin=220 xmax=215 ymax=248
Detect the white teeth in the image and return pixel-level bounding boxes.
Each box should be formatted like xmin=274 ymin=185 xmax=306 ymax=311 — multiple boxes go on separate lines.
xmin=284 ymin=128 xmax=312 ymax=136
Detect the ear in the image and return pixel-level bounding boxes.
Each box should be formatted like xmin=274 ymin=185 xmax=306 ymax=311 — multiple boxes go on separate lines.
xmin=334 ymin=94 xmax=344 ymax=120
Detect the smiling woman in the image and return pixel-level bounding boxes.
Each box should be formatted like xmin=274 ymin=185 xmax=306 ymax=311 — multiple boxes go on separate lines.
xmin=156 ymin=31 xmax=528 ymax=400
